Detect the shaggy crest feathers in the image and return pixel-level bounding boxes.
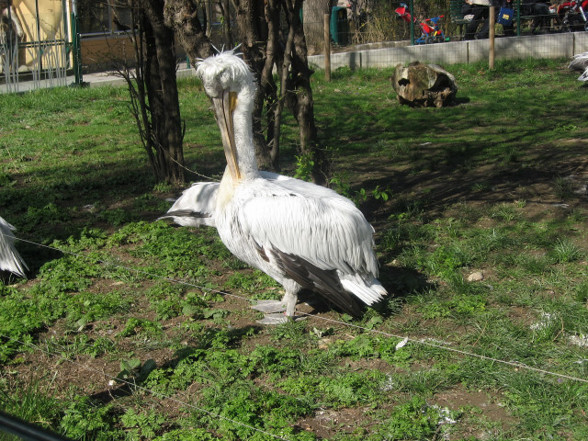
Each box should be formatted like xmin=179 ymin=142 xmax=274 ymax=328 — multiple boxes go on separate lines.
xmin=196 ymin=49 xmax=256 ymax=98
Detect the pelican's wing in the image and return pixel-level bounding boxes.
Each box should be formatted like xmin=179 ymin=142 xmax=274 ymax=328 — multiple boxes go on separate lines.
xmin=269 ymin=247 xmax=366 ymax=316
xmin=159 ymin=182 xmax=219 ymax=227
xmin=0 ymin=216 xmax=28 ymax=278
xmin=241 ymin=178 xmax=379 ymax=274
xmin=569 ymin=54 xmax=588 ymax=72
xmin=578 ymin=68 xmax=588 ymax=82
xmin=233 ymin=178 xmax=386 ymax=313
xmin=572 ymin=51 xmax=588 ymax=60
xmin=260 ymin=171 xmax=338 ymax=198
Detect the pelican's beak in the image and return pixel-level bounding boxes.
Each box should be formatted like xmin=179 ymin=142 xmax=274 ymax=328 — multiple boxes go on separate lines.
xmin=211 ymin=91 xmax=241 ymax=181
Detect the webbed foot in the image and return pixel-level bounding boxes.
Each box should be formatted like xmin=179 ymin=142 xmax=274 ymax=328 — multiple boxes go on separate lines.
xmin=251 ymin=300 xmax=286 ymax=314
xmin=255 ymin=312 xmax=306 ymax=325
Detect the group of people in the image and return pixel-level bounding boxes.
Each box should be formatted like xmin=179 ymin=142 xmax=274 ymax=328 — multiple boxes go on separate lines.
xmin=462 ymin=0 xmax=552 ymax=40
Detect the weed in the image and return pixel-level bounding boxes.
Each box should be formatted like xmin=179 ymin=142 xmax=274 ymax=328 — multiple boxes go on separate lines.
xmin=319 ymin=370 xmax=387 ymax=407
xmin=376 ymin=396 xmax=449 ymax=440
xmin=0 ymin=377 xmax=62 ymax=434
xmin=356 ymin=185 xmax=390 ymax=202
xmin=60 ymin=396 xmax=119 ymax=440
xmin=121 ymin=408 xmax=166 ymax=439
xmin=118 ymin=318 xmax=163 ymax=339
xmin=553 ymin=177 xmax=575 ymax=200
xmin=575 ymin=282 xmax=588 ymax=304
xmin=116 ymin=358 xmax=158 ymax=390
xmin=270 ymin=320 xmax=308 ymax=346
xmin=551 ymin=239 xmax=583 ymax=263
xmin=66 ymin=290 xmax=131 ymax=330
xmin=471 ymin=181 xmax=491 ymax=192
xmin=329 ymin=172 xmax=354 ymax=199
xmin=294 ymin=151 xmax=315 ymax=181
xmin=490 ymin=203 xmax=519 ymax=222
xmin=98 ymin=208 xmax=134 ymax=226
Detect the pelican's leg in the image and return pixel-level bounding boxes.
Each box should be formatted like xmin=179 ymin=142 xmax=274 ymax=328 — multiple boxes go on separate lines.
xmin=251 ymin=288 xmax=297 ymax=314
xmin=283 ymin=291 xmax=298 ymax=317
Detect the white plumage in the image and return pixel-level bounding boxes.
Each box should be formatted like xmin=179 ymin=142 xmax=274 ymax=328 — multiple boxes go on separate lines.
xmin=0 ymin=216 xmax=27 ymax=278
xmin=159 ymin=181 xmax=219 ymax=227
xmin=569 ymin=51 xmax=588 ymax=82
xmin=160 ymin=172 xmax=297 ymax=228
xmin=192 ymin=51 xmax=387 ymax=322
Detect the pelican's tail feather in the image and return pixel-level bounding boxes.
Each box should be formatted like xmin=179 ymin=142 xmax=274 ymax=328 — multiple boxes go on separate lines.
xmin=0 ymin=217 xmax=28 ymax=278
xmin=340 ymin=274 xmax=388 ymax=306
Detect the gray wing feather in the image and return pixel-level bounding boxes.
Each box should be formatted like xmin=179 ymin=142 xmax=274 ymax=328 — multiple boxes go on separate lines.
xmin=159 ymin=182 xmax=219 ymax=227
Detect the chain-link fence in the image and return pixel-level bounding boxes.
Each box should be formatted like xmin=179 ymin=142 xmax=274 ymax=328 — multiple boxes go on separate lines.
xmin=301 ymin=0 xmax=588 ymax=68
xmin=317 ymin=1 xmax=587 ymax=48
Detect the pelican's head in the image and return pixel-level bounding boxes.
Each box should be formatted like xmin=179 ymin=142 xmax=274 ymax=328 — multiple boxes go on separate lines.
xmin=196 ymin=52 xmax=257 ymax=182
xmin=196 ymin=51 xmax=256 ymax=101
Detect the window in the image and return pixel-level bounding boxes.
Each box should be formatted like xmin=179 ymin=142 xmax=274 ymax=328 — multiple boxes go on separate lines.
xmin=77 ymin=0 xmax=132 ymax=36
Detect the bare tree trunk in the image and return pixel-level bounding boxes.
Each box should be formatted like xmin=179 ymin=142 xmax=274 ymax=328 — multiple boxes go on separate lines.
xmin=163 ymin=0 xmax=214 ymax=62
xmin=205 ymin=0 xmax=212 ymax=37
xmin=233 ymin=0 xmax=278 ymax=171
xmin=122 ymin=0 xmax=186 ymax=184
xmin=145 ymin=0 xmax=185 ymax=184
xmin=302 ymin=0 xmax=331 ymax=54
xmin=264 ymin=0 xmax=282 ymax=168
xmin=218 ymin=0 xmax=234 ymax=48
xmin=284 ymin=0 xmax=328 ymax=185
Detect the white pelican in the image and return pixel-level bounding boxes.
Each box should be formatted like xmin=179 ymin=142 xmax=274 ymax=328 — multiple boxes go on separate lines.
xmin=0 ymin=216 xmax=28 ymax=278
xmin=569 ymin=52 xmax=588 ymax=82
xmin=194 ymin=52 xmax=387 ymax=323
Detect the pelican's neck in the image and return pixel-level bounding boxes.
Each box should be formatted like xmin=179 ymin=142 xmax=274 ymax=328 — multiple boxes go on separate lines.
xmin=230 ymin=85 xmax=261 ymax=182
xmin=217 ymin=91 xmax=260 ymax=209
xmin=217 ymin=165 xmax=238 ymax=209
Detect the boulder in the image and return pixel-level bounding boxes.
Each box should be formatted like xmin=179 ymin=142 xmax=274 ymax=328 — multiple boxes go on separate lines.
xmin=392 ymin=61 xmax=458 ymax=108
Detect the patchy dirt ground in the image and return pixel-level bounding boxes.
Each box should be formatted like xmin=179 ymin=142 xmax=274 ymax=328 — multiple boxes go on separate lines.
xmin=3 ymin=114 xmax=588 ymax=440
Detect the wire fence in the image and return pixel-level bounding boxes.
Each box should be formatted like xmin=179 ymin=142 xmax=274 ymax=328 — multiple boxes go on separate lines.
xmin=297 ymin=1 xmax=588 ymax=69
xmin=309 ymin=0 xmax=588 ymax=48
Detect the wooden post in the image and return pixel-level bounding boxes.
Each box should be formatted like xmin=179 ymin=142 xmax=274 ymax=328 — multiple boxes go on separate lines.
xmin=324 ymin=13 xmax=331 ymax=81
xmin=489 ymin=6 xmax=495 ymax=69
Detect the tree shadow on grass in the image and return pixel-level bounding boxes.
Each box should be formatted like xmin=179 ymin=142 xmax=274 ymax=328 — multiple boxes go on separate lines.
xmin=3 ymin=149 xmax=228 ymax=273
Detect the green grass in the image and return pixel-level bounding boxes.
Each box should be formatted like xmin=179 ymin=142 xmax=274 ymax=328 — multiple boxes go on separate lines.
xmin=0 ymin=57 xmax=587 ymax=440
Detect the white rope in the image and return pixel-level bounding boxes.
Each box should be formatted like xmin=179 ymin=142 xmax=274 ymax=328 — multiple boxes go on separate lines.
xmin=295 ymin=312 xmax=588 ymax=384
xmin=11 ymin=236 xmax=588 ymax=386
xmin=0 ymin=334 xmax=292 ymax=441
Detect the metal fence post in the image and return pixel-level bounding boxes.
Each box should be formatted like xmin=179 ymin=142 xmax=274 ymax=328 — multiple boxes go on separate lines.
xmin=489 ymin=6 xmax=495 ymax=69
xmin=324 ymin=13 xmax=331 ymax=81
xmin=409 ymin=0 xmax=414 ymax=45
xmin=516 ymin=0 xmax=521 ymax=36
xmin=71 ymin=0 xmax=83 ymax=86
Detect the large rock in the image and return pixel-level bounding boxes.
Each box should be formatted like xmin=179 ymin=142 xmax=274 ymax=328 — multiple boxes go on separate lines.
xmin=392 ymin=61 xmax=458 ymax=108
